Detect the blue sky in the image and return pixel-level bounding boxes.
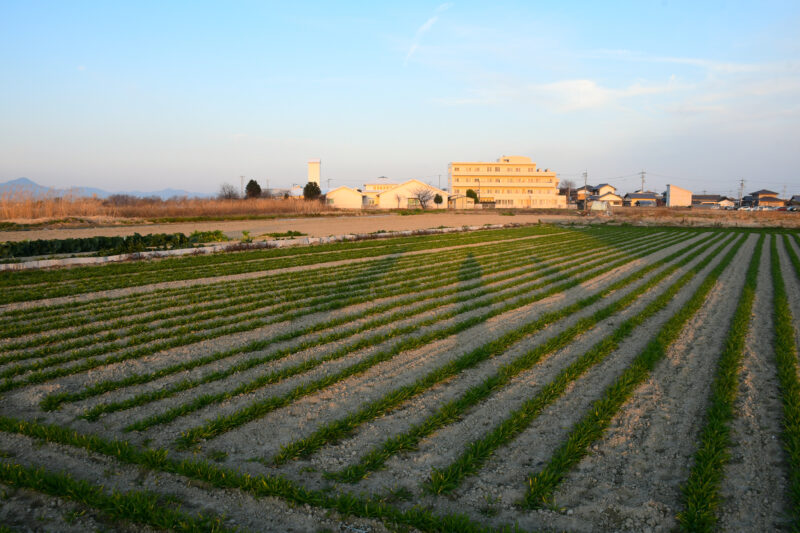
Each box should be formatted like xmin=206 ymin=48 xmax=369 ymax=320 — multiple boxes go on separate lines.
xmin=1 ymin=1 xmax=798 ymax=196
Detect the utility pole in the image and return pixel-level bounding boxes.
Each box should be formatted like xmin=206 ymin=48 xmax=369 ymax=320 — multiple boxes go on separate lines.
xmin=783 ymin=184 xmax=787 ymax=200
xmin=327 ymin=178 xmax=332 ymax=190
xmin=738 ymin=179 xmax=745 ymax=208
xmin=640 ymin=169 xmax=646 ymax=193
xmin=438 ymin=174 xmax=441 ymax=189
xmin=582 ymin=170 xmax=588 ymax=212
xmin=240 ymin=176 xmax=245 ymax=198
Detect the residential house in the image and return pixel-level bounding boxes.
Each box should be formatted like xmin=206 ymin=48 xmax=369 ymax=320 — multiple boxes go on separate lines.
xmin=325 ymin=186 xmax=364 ymax=209
xmin=750 ymin=189 xmax=784 ymax=207
xmin=624 ymin=191 xmax=659 ymax=207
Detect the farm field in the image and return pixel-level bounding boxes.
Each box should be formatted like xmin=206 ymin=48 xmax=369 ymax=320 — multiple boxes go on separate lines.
xmin=1 ymin=224 xmax=799 ymax=532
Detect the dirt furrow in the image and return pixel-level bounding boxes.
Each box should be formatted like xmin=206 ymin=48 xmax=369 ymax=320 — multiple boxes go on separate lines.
xmin=0 ymin=431 xmax=392 ymax=533
xmin=714 ymin=238 xmax=792 ymax=531
xmin=190 ymin=235 xmax=706 ymax=465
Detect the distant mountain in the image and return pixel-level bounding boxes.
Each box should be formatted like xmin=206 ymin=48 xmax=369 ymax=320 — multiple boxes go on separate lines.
xmin=0 ymin=178 xmax=211 ymax=199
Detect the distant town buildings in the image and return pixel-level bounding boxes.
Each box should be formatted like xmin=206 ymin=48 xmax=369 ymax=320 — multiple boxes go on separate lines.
xmin=325 ymin=179 xmax=447 ymax=210
xmin=448 ymin=156 xmax=566 ymax=209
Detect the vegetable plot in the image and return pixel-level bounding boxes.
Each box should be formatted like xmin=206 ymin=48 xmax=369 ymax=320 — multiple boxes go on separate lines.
xmin=1 ymin=225 xmax=797 ymax=532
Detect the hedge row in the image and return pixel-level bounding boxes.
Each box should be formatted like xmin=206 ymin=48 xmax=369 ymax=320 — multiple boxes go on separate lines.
xmin=0 ymin=230 xmax=228 ymax=258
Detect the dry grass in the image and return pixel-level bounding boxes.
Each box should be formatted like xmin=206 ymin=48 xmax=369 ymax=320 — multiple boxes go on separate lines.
xmin=0 ymin=191 xmax=333 ymax=221
xmin=606 ymin=206 xmax=800 ymax=228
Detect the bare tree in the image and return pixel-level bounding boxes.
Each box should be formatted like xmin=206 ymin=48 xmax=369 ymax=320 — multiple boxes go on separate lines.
xmin=218 ymin=183 xmax=240 ymax=200
xmin=413 ymin=187 xmax=435 ymax=209
xmin=559 ymin=179 xmax=576 ymax=203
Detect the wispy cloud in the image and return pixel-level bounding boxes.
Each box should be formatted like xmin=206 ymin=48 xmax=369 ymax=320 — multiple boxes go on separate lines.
xmin=582 ymin=49 xmax=783 ymax=74
xmin=405 ymin=3 xmax=453 ymax=66
xmin=532 ymin=77 xmax=688 ymax=111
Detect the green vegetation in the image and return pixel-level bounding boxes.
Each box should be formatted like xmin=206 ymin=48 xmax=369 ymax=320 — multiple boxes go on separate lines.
xmin=770 ymin=235 xmax=800 ymax=529
xmin=2 ymin=224 xmax=793 ymax=532
xmin=676 ymin=236 xmax=763 ymax=530
xmin=520 ymin=233 xmax=745 ymax=508
xmin=0 ymin=460 xmax=230 ymax=531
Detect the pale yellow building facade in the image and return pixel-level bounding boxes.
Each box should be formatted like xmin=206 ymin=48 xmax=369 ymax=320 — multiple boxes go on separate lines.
xmin=665 ymin=184 xmax=692 ymax=207
xmin=307 ymin=159 xmax=321 ymax=186
xmin=448 ymin=155 xmax=566 ymax=208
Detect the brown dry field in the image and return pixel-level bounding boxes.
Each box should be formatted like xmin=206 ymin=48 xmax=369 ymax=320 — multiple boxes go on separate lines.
xmin=2 ymin=208 xmax=798 ymax=243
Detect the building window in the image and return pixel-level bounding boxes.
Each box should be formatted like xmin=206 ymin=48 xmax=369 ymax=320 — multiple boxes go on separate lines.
xmin=495 ymin=167 xmax=500 ymax=172
xmin=454 ymin=167 xmax=460 ymax=171
xmin=515 ymin=167 xmax=521 ymax=172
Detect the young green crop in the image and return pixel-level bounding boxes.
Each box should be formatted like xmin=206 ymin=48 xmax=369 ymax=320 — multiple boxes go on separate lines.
xmin=0 ymin=416 xmax=506 ymax=533
xmin=520 ymin=232 xmax=746 ymax=508
xmin=0 ymin=460 xmax=231 ymax=532
xmin=320 ymin=232 xmax=728 ymax=482
xmin=278 ymin=232 xmax=725 ymax=471
xmin=768 ymin=235 xmax=800 ymax=529
xmin=676 ymin=235 xmax=763 ymax=531
xmin=172 ymin=231 xmax=698 ymax=448
xmin=40 ymin=228 xmax=665 ymax=410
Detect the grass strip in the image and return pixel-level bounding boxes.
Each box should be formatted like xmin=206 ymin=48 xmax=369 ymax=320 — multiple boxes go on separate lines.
xmin=675 ymin=234 xmax=763 ymax=531
xmin=171 ymin=231 xmax=702 ymax=448
xmin=0 ymin=417 xmax=511 ymax=533
xmin=769 ymin=235 xmax=800 ymax=529
xmin=424 ymin=232 xmax=741 ymax=494
xmin=520 ymin=231 xmax=746 ymax=508
xmin=274 ymin=232 xmax=724 ymax=469
xmin=0 ymin=460 xmax=230 ymax=532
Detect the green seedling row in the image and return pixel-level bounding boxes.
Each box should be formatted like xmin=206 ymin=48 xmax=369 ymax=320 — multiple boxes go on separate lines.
xmin=15 ymin=231 xmax=654 ymax=401
xmin=1 ymin=230 xmax=611 ymax=355
xmin=171 ymin=231 xmax=697 ymax=448
xmin=40 ymin=229 xmax=671 ymax=411
xmin=0 ymin=459 xmax=230 ymax=532
xmin=0 ymin=225 xmax=565 ymax=303
xmin=520 ymin=232 xmax=746 ymax=508
xmin=675 ymin=235 xmax=763 ymax=531
xmin=320 ymin=232 xmax=726 ymax=483
xmin=0 ymin=417 xmax=515 ymax=533
xmin=1 ymin=229 xmax=575 ymax=336
xmin=769 ymin=235 xmax=800 ymax=529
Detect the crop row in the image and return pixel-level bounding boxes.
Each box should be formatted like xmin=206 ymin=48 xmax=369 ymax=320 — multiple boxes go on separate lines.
xmin=78 ymin=230 xmax=684 ymax=428
xmin=1 ymin=228 xmax=633 ymax=351
xmin=3 ymin=229 xmax=663 ymax=391
xmin=276 ymin=231 xmax=729 ymax=475
xmin=169 ymin=230 xmax=704 ymax=448
xmin=520 ymin=232 xmax=746 ymax=508
xmin=770 ymin=234 xmax=800 ymax=530
xmin=676 ymin=235 xmax=763 ymax=531
xmin=0 ymin=225 xmax=566 ymax=303
xmin=1 ymin=227 xmax=584 ymax=331
xmin=31 ymin=229 xmax=685 ymax=409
